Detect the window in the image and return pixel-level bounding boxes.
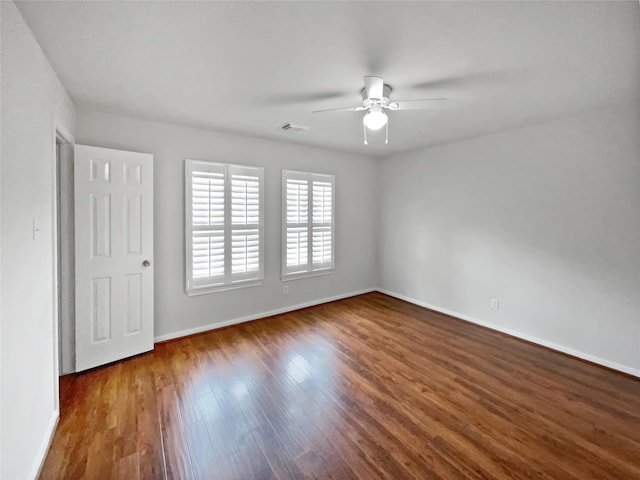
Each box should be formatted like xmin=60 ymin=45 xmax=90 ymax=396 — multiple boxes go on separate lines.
xmin=185 ymin=159 xmax=264 ymax=295
xmin=282 ymin=170 xmax=335 ymax=279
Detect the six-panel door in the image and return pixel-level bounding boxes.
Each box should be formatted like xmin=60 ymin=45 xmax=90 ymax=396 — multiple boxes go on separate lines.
xmin=74 ymin=145 xmax=154 ymax=372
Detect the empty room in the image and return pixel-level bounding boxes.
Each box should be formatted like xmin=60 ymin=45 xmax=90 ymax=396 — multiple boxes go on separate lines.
xmin=1 ymin=1 xmax=639 ymax=479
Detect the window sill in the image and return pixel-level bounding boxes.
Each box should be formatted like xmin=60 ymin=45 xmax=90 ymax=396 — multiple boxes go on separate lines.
xmin=281 ymin=269 xmax=334 ymax=282
xmin=186 ymin=280 xmax=263 ymax=296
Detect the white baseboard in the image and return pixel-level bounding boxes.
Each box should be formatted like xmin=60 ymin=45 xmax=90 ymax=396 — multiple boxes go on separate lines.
xmin=28 ymin=410 xmax=59 ymax=480
xmin=154 ymin=288 xmax=375 ymax=343
xmin=377 ymin=288 xmax=640 ymax=379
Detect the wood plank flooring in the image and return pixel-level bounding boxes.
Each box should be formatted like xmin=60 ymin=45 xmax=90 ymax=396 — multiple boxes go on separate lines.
xmin=39 ymin=292 xmax=640 ymax=479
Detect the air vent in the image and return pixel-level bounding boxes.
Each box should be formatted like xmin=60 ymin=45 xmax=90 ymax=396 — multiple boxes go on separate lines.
xmin=280 ymin=123 xmax=310 ymax=134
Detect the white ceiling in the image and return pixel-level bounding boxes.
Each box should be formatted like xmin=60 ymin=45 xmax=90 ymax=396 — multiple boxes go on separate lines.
xmin=17 ymin=1 xmax=640 ymax=156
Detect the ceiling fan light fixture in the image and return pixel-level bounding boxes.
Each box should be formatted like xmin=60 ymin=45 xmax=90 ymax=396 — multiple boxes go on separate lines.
xmin=363 ymin=109 xmax=388 ymax=131
xmin=312 ymin=75 xmax=447 ymax=144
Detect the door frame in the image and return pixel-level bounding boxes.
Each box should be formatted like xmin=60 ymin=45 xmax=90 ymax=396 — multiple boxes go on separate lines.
xmin=51 ymin=117 xmax=74 ymax=412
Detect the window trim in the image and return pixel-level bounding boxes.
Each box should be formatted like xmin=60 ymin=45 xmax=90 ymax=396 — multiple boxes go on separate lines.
xmin=185 ymin=159 xmax=264 ymax=296
xmin=281 ymin=169 xmax=335 ymax=281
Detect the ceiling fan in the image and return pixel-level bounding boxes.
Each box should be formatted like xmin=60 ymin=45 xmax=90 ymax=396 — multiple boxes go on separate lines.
xmin=312 ymin=76 xmax=446 ymax=145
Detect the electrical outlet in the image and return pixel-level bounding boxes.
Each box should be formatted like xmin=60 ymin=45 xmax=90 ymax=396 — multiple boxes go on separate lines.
xmin=283 ymin=285 xmax=289 ymax=294
xmin=491 ymin=298 xmax=499 ymax=310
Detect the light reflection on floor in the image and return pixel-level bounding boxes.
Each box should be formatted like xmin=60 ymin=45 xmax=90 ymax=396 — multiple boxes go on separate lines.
xmin=286 ymin=353 xmax=312 ymax=384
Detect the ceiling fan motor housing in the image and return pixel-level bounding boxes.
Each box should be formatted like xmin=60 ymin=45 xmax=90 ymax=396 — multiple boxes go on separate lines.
xmin=361 ymin=84 xmax=393 ymax=108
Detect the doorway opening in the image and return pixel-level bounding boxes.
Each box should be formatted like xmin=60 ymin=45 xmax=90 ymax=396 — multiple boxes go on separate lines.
xmin=53 ymin=124 xmax=74 ymax=412
xmin=56 ymin=137 xmax=62 ymax=372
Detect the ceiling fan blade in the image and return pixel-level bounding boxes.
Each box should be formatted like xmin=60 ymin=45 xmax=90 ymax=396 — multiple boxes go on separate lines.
xmin=265 ymin=91 xmax=349 ymax=105
xmin=312 ymin=106 xmax=364 ymax=114
xmin=408 ymin=71 xmax=514 ymax=90
xmin=387 ymin=98 xmax=447 ymax=110
xmin=364 ymin=76 xmax=384 ymax=99
xmin=409 ymin=76 xmax=469 ymax=90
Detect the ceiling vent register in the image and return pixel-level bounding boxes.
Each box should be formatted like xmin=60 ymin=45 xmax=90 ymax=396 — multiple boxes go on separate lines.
xmin=280 ymin=123 xmax=310 ymax=134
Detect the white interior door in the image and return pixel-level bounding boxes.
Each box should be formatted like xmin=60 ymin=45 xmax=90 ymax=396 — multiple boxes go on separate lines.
xmin=74 ymin=145 xmax=154 ymax=372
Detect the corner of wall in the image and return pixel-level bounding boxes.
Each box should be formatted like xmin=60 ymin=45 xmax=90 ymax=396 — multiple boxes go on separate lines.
xmin=371 ymin=154 xmax=389 ymax=289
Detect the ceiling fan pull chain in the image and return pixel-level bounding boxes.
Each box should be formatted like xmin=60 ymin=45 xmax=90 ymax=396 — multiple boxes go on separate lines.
xmin=385 ymin=122 xmax=389 ymax=145
xmin=363 ymin=123 xmax=368 ymax=145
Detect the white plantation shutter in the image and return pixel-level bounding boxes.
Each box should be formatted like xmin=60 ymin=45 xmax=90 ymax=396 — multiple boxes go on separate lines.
xmin=231 ymin=229 xmax=260 ymax=274
xmin=286 ymin=227 xmax=308 ymax=270
xmin=192 ymin=231 xmax=225 ymax=280
xmin=191 ymin=168 xmax=225 ymax=284
xmin=312 ymin=180 xmax=333 ymax=268
xmin=230 ymin=168 xmax=261 ymax=278
xmin=186 ymin=160 xmax=263 ymax=294
xmin=285 ymin=177 xmax=309 ymax=274
xmin=192 ymin=170 xmax=225 ymax=226
xmin=282 ymin=170 xmax=335 ymax=279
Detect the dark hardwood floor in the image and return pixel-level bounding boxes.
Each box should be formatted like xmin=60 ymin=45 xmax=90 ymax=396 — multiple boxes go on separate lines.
xmin=40 ymin=292 xmax=640 ymax=479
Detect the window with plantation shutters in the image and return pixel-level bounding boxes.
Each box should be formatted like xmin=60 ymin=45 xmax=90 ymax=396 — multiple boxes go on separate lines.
xmin=186 ymin=160 xmax=263 ymax=295
xmin=282 ymin=170 xmax=335 ymax=279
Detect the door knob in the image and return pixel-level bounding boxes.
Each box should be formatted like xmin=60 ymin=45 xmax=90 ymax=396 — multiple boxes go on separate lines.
xmin=142 ymin=260 xmax=151 ymax=267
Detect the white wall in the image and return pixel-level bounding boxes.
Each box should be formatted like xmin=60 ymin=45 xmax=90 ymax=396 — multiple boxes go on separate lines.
xmin=1 ymin=2 xmax=75 ymax=479
xmin=379 ymin=103 xmax=640 ymax=376
xmin=74 ymin=109 xmax=377 ymax=346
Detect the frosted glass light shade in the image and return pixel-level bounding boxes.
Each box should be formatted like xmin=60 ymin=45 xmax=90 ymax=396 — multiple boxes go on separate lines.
xmin=363 ymin=110 xmax=388 ymax=131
